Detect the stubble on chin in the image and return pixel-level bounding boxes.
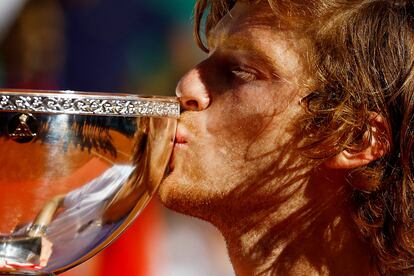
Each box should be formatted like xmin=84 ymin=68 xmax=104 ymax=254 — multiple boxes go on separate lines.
xmin=157 ymin=161 xmax=227 ymax=222
xmin=158 ymin=169 xmax=199 ymax=213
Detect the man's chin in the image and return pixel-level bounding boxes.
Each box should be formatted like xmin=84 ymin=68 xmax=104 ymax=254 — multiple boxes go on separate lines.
xmin=157 ymin=174 xmax=186 ymax=211
xmin=157 ymin=173 xmax=207 ymax=219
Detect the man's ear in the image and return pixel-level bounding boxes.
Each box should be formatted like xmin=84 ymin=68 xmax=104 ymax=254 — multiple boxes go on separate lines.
xmin=324 ymin=113 xmax=390 ymax=169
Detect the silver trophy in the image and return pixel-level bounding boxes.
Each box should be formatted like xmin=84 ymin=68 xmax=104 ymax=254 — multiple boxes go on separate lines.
xmin=0 ymin=89 xmax=179 ymax=275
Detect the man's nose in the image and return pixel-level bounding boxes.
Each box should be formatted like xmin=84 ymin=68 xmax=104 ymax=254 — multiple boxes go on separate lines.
xmin=176 ymin=68 xmax=210 ymax=111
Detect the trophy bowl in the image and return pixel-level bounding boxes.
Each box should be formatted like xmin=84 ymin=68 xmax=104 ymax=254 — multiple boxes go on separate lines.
xmin=0 ymin=89 xmax=179 ymax=275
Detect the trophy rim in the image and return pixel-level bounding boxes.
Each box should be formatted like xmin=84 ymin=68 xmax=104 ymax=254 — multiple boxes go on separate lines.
xmin=0 ymin=89 xmax=180 ymax=118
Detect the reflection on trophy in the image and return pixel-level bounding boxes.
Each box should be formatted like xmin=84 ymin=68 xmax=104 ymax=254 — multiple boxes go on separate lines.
xmin=0 ymin=89 xmax=178 ymax=275
xmin=8 ymin=113 xmax=39 ymax=143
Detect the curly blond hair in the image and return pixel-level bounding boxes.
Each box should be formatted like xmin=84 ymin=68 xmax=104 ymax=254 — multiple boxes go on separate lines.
xmin=194 ymin=0 xmax=414 ymax=274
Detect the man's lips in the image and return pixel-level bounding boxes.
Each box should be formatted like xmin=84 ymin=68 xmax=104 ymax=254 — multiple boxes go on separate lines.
xmin=175 ymin=134 xmax=188 ymax=145
xmin=169 ymin=127 xmax=189 ymax=171
xmin=174 ymin=126 xmax=190 ymax=147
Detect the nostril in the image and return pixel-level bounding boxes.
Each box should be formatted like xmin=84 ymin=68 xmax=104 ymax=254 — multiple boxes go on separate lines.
xmin=184 ymin=99 xmax=200 ymax=111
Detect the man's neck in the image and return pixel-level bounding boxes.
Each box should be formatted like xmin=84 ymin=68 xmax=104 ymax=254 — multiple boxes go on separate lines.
xmin=215 ymin=168 xmax=377 ymax=275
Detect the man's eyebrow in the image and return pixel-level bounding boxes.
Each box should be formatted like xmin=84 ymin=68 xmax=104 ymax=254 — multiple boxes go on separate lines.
xmin=221 ymin=35 xmax=284 ymax=77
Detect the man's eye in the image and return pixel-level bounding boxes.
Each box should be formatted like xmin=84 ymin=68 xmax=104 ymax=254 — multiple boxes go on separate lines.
xmin=230 ymin=68 xmax=257 ymax=82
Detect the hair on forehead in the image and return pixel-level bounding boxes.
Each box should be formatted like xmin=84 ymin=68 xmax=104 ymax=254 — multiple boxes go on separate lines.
xmin=194 ymin=0 xmax=324 ymax=52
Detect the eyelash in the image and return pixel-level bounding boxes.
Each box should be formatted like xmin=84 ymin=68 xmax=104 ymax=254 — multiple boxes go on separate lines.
xmin=230 ymin=68 xmax=257 ymax=82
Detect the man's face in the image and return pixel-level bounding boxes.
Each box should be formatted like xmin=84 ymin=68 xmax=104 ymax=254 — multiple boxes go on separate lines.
xmin=159 ymin=1 xmax=308 ymax=219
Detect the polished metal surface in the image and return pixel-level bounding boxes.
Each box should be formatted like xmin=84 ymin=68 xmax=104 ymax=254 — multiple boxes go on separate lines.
xmin=0 ymin=90 xmax=180 ymax=117
xmin=0 ymin=89 xmax=178 ymax=275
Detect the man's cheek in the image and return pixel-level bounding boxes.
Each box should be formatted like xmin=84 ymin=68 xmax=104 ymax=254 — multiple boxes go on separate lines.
xmin=208 ymin=101 xmax=266 ymax=133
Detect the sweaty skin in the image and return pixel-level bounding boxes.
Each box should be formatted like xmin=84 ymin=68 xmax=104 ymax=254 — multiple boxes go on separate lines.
xmin=160 ymin=2 xmax=377 ymax=275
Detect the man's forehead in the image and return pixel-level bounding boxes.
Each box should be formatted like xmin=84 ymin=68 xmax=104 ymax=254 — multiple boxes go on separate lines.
xmin=208 ymin=1 xmax=277 ymax=44
xmin=207 ymin=1 xmax=303 ymax=79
